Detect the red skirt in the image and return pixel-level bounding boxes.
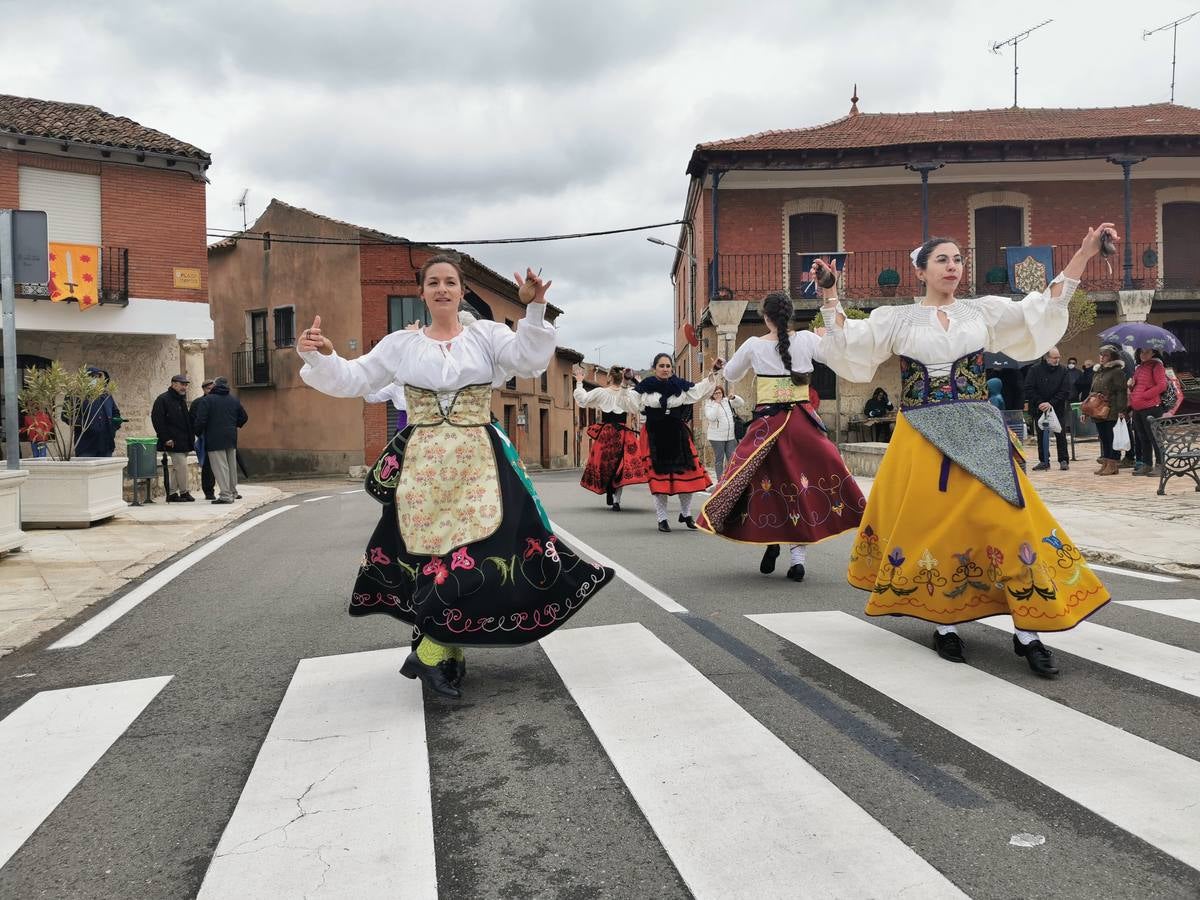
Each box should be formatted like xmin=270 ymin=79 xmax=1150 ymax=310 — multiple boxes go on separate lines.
xmin=636 ymin=425 xmax=712 ymax=496
xmin=580 ymin=422 xmax=650 ymax=494
xmin=697 ymin=404 xmax=865 ymax=544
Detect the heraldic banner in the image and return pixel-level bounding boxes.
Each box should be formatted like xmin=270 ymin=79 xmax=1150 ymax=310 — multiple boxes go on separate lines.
xmin=1005 ymin=245 xmax=1054 ymax=294
xmin=48 ymin=243 xmax=101 ymax=310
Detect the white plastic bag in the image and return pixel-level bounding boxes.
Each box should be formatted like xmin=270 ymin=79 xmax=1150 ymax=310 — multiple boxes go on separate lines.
xmin=1113 ymin=417 xmax=1131 ymax=452
xmin=1037 ymin=407 xmax=1062 ymax=434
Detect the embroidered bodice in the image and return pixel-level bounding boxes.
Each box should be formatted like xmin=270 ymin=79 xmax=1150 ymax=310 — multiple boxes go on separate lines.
xmin=755 ymin=376 xmax=811 ymax=405
xmin=404 ymin=384 xmax=492 ymax=426
xmin=899 ymin=351 xmax=988 ymax=410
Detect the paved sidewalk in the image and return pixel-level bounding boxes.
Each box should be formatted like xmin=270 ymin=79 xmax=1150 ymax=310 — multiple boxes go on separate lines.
xmin=0 ymin=475 xmax=354 ymax=656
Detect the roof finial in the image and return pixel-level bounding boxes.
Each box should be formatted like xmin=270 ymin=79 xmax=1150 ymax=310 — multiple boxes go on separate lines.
xmin=849 ymin=84 xmax=860 ymax=116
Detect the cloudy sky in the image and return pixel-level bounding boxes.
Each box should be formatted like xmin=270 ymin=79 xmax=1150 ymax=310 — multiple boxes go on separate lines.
xmin=7 ymin=0 xmax=1200 ymax=368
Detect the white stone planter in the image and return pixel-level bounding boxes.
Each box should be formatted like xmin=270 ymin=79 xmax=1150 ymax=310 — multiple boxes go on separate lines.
xmin=0 ymin=469 xmax=28 ymax=551
xmin=19 ymin=458 xmax=128 ymax=528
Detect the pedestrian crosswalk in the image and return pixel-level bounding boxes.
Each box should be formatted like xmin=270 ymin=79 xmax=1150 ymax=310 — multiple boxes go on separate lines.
xmin=4 ymin=602 xmax=1200 ymax=896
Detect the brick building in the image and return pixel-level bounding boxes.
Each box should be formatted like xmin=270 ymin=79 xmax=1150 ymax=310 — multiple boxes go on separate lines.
xmin=206 ymin=199 xmax=584 ymax=475
xmin=0 ymin=94 xmax=213 ymax=442
xmin=669 ymin=100 xmax=1200 ymax=436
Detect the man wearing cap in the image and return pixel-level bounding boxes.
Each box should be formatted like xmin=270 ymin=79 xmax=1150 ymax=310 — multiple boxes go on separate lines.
xmin=191 ymin=379 xmax=217 ymax=501
xmin=151 ymin=374 xmax=196 ymax=502
xmin=192 ymin=376 xmax=248 ymax=504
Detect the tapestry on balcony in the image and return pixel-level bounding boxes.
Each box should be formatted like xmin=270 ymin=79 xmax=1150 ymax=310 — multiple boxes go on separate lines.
xmin=1004 ymin=245 xmax=1054 ymax=294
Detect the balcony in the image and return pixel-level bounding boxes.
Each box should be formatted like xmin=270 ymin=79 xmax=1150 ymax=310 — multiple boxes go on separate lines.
xmin=710 ymin=242 xmax=1200 ymax=302
xmin=233 ymin=348 xmax=271 ymax=387
xmin=98 ymin=246 xmax=129 ymax=305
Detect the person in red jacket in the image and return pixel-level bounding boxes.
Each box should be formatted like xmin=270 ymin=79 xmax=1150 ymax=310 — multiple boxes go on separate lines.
xmin=1129 ymin=347 xmax=1168 ymax=476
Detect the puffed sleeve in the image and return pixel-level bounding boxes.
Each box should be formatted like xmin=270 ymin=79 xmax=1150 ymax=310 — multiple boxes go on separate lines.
xmin=573 ymin=383 xmax=603 ymax=407
xmin=487 ymin=303 xmax=557 ymax=379
xmin=365 ymin=382 xmax=406 ymax=408
xmin=818 ymin=304 xmax=901 ymax=383
xmin=299 ymin=331 xmax=408 ymax=398
xmin=972 ymin=273 xmax=1079 ymax=361
xmin=665 ymin=375 xmax=718 ymax=407
xmin=720 ymin=339 xmax=756 ymax=383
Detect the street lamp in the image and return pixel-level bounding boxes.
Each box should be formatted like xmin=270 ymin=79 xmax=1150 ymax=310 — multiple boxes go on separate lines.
xmin=593 ymin=345 xmax=607 ymax=366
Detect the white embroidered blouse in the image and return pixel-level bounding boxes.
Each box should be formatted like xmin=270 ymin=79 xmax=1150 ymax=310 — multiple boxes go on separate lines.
xmin=818 ymin=275 xmax=1079 ymax=382
xmin=299 ymin=305 xmax=556 ymax=397
xmin=721 ymin=331 xmax=824 ymax=382
xmin=573 ymin=382 xmax=636 ymax=414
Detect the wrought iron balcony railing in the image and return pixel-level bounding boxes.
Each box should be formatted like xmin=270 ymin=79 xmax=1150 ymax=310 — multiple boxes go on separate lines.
xmin=233 ymin=348 xmax=271 ymax=387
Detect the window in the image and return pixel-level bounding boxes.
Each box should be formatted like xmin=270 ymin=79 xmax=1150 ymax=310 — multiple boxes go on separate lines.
xmin=563 ymin=431 xmax=568 ymax=455
xmin=563 ymin=374 xmax=570 ymax=402
xmin=540 ymin=372 xmax=548 ymax=393
xmin=273 ymin=306 xmax=296 ymax=347
xmin=388 ymin=296 xmax=429 ymax=332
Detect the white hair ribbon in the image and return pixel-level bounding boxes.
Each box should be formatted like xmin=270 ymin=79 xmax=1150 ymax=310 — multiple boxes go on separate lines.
xmin=910 ymin=246 xmax=922 ymax=267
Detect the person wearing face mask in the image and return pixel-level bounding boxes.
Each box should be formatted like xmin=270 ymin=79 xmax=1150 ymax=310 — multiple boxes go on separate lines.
xmin=297 ymin=254 xmax=614 ymax=700
xmin=815 ymin=225 xmax=1114 ymax=679
xmin=1024 ymin=347 xmax=1072 ymax=471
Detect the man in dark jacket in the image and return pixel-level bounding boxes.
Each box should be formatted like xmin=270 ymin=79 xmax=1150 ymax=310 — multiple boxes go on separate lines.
xmin=1024 ymin=347 xmax=1072 ymax=471
xmin=190 ymin=379 xmax=217 ymax=500
xmin=151 ymin=374 xmax=196 ymax=502
xmin=192 ymin=376 xmax=247 ymax=504
xmin=69 ymin=367 xmax=122 ymax=457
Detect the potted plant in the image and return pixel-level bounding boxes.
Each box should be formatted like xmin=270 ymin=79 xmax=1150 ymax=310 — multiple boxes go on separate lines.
xmin=877 ymin=268 xmax=900 ymax=297
xmin=985 ymin=266 xmax=1010 ymax=292
xmin=17 ymin=363 xmax=127 ymax=527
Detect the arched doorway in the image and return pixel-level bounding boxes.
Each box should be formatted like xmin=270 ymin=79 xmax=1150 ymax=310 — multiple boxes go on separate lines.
xmin=973 ymin=205 xmax=1024 ymax=290
xmin=1161 ymin=202 xmax=1200 ymax=290
xmin=788 ymin=213 xmax=838 ymax=298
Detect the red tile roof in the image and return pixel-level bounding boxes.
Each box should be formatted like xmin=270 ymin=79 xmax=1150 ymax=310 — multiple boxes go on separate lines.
xmin=0 ymin=94 xmax=209 ymax=160
xmin=698 ymin=103 xmax=1200 ymax=153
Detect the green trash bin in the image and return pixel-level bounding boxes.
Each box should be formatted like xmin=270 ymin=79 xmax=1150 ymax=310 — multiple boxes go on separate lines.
xmin=126 ymin=437 xmax=158 ymax=479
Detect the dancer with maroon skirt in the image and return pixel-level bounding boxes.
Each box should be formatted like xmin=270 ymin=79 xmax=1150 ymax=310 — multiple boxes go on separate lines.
xmin=696 ymin=293 xmax=866 ymax=580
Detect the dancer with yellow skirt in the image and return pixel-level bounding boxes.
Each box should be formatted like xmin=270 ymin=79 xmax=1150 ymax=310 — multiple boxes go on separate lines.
xmin=814 ymin=225 xmax=1116 ymax=677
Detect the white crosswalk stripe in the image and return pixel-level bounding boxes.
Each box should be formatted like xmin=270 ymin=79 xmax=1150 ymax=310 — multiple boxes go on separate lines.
xmin=749 ymin=610 xmax=1200 ymax=872
xmin=979 ymin=616 xmax=1200 ymax=699
xmin=197 ymin=648 xmax=437 ymax=900
xmin=0 ymin=676 xmax=172 ymax=868
xmin=541 ymin=622 xmax=967 ymax=899
xmin=1117 ymin=597 xmax=1200 ymax=625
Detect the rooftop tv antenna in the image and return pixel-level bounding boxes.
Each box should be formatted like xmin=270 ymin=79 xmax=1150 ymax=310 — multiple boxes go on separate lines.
xmin=235 ymin=189 xmax=249 ymax=230
xmin=990 ymin=19 xmax=1053 ymax=108
xmin=1144 ymin=12 xmax=1199 ymax=102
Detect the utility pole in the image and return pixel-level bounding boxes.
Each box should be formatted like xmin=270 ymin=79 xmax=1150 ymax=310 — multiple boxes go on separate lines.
xmin=1144 ymin=12 xmax=1199 ymax=102
xmin=990 ymin=19 xmax=1053 ymax=108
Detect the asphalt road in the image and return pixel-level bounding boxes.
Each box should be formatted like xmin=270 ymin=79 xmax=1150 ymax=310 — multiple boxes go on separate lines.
xmin=1 ymin=471 xmax=1199 ymax=899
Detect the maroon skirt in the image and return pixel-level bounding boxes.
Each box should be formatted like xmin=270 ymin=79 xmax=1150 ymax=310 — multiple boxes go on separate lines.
xmin=697 ymin=404 xmax=865 ymax=544
xmin=581 ymin=421 xmax=650 ymax=495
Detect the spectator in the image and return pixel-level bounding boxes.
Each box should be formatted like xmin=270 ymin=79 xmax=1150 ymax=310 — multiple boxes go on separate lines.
xmin=68 ymin=367 xmax=122 ymax=457
xmin=863 ymin=387 xmax=894 ymax=439
xmin=987 ymin=377 xmax=1005 ymax=411
xmin=1087 ymin=345 xmax=1130 ymax=476
xmin=151 ymin=374 xmax=196 ymax=502
xmin=191 ymin=379 xmax=217 ymax=500
xmin=1129 ymin=347 xmax=1168 ymax=476
xmin=192 ymin=376 xmax=247 ymax=504
xmin=1075 ymin=358 xmax=1095 ymax=402
xmin=703 ymin=385 xmax=746 ymax=479
xmin=1024 ymin=346 xmax=1072 ymax=471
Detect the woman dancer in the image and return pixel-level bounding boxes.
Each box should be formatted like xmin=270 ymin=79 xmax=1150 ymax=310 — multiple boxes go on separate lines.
xmin=297 ymin=255 xmax=614 ymax=699
xmin=572 ymin=364 xmax=649 ymax=510
xmin=696 ymin=293 xmax=866 ymax=581
xmin=816 ymin=226 xmax=1115 ymax=677
xmin=704 ymin=385 xmax=747 ymax=479
xmin=632 ymin=353 xmax=720 ymax=532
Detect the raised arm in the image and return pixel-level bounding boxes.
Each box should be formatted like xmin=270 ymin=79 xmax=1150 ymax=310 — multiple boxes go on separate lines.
xmin=297 ymin=315 xmax=406 ymax=398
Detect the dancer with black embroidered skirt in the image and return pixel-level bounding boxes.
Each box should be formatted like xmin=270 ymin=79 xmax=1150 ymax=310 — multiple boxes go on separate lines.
xmin=297 ymin=254 xmax=614 ymax=699
xmin=631 ymin=352 xmax=722 ymax=532
xmin=696 ymin=292 xmax=866 ymax=581
xmin=815 ymin=226 xmax=1116 ymax=678
xmin=572 ymin=364 xmax=649 ymax=511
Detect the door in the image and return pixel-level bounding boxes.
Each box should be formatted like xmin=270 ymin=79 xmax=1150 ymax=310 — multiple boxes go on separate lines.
xmin=973 ymin=206 xmax=1023 ymax=289
xmin=539 ymin=409 xmax=551 ymax=469
xmin=1162 ymin=202 xmax=1200 ymax=290
xmin=788 ymin=213 xmax=838 ymax=298
xmin=250 ymin=311 xmax=269 ymax=384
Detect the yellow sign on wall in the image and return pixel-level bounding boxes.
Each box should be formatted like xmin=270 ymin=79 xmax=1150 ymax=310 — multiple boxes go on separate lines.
xmin=174 ymin=267 xmax=202 ymax=289
xmin=48 ymin=243 xmax=101 ymax=310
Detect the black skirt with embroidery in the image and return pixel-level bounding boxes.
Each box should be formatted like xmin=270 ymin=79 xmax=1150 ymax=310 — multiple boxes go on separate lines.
xmin=350 ymin=423 xmax=615 ymax=646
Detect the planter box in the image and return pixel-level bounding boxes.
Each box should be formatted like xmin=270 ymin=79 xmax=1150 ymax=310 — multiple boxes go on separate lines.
xmin=19 ymin=458 xmax=127 ymax=528
xmin=0 ymin=469 xmax=28 ymax=552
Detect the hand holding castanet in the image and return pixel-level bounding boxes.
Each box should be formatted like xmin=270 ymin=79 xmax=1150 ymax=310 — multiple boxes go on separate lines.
xmin=298 ymin=315 xmax=334 ymax=355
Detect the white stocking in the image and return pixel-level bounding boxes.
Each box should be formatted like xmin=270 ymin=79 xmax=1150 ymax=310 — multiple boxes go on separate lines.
xmin=936 ymin=624 xmax=959 ymax=636
xmin=653 ymin=493 xmax=669 ymax=522
xmin=613 ymin=486 xmax=623 ymax=504
xmin=789 ymin=545 xmax=807 ymax=566
xmin=1014 ymin=628 xmax=1040 ymax=645
xmin=679 ymin=493 xmax=694 ymax=518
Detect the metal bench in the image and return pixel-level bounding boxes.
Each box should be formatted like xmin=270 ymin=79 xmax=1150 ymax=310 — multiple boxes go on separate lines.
xmin=1150 ymin=413 xmax=1200 ymax=496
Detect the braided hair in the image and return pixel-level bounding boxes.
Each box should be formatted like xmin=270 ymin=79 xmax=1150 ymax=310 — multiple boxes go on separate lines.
xmin=762 ymin=292 xmax=808 ymax=386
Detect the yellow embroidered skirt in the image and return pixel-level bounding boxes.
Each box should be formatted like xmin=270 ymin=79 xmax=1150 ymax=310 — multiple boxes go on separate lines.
xmin=848 ymin=415 xmax=1109 ymax=630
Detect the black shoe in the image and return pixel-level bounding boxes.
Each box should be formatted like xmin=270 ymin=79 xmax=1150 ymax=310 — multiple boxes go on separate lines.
xmin=440 ymin=658 xmax=466 ymax=689
xmin=933 ymin=630 xmax=966 ymax=663
xmin=1031 ymin=462 xmax=1050 ymax=471
xmin=166 ymin=493 xmax=182 ymax=503
xmin=212 ymin=497 xmax=234 ymax=504
xmin=606 ymin=489 xmax=614 ymax=506
xmin=760 ymin=544 xmax=780 ymax=574
xmin=610 ymin=503 xmax=621 ymax=512
xmin=1013 ymin=635 xmax=1059 ymax=678
xmin=678 ymin=514 xmax=697 ymax=530
xmin=786 ymin=564 xmax=805 ymax=582
xmin=400 ymin=651 xmax=462 ymax=698
xmin=203 ymin=494 xmax=216 ymax=501
xmin=1059 ymin=462 xmax=1069 ymax=471
xmin=234 ymin=492 xmax=243 ymax=499
xmin=657 ymin=520 xmax=671 ymax=533
xmin=180 ymin=492 xmax=196 ymax=502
